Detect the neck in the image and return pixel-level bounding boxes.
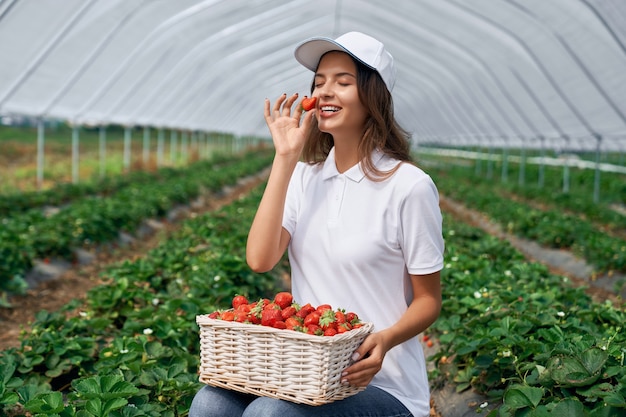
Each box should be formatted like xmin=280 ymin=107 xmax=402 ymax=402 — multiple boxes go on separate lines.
xmin=333 ymin=136 xmax=360 ymax=173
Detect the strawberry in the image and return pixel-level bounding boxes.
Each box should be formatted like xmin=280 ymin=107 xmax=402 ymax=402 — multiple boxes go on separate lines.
xmin=232 ymin=295 xmax=249 ymax=309
xmin=316 ymin=304 xmax=332 ymax=314
xmin=296 ymin=303 xmax=316 ymax=319
xmin=273 ymin=321 xmax=287 ymax=329
xmin=324 ymin=327 xmax=338 ymax=337
xmin=307 ymin=324 xmax=323 ymax=335
xmin=319 ymin=309 xmax=337 ymax=331
xmin=345 ymin=312 xmax=360 ymax=325
xmin=303 ymin=311 xmax=321 ymax=327
xmin=335 ymin=310 xmax=346 ymax=325
xmin=208 ymin=311 xmax=220 ymax=319
xmin=285 ymin=317 xmax=302 ymax=330
xmin=274 ymin=292 xmax=293 ymax=309
xmin=221 ymin=311 xmax=235 ymax=321
xmin=301 ymin=96 xmax=317 ymax=111
xmin=337 ymin=323 xmax=351 ymax=334
xmin=281 ymin=306 xmax=297 ymax=320
xmin=261 ymin=309 xmax=283 ymax=327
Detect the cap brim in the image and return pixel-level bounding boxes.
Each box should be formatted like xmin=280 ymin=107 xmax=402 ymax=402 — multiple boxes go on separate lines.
xmin=294 ymin=37 xmax=374 ymax=72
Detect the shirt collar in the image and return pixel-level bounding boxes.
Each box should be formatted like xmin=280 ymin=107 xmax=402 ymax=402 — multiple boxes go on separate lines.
xmin=322 ymin=147 xmax=386 ymax=183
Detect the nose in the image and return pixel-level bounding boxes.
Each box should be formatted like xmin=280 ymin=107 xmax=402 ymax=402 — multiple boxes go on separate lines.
xmin=316 ymin=82 xmax=334 ymax=98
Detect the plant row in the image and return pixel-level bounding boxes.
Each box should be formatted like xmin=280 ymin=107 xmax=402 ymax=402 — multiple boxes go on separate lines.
xmin=430 ymin=213 xmax=625 ymax=416
xmin=427 ymin=154 xmax=626 ymax=231
xmin=429 ymin=165 xmax=626 ymax=275
xmin=0 ymin=151 xmax=240 ymax=217
xmin=0 ymin=150 xmax=273 ymax=300
xmin=0 ymin=184 xmax=285 ymax=417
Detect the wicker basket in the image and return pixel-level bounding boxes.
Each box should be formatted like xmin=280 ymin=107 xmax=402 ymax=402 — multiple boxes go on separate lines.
xmin=196 ymin=314 xmax=374 ymax=406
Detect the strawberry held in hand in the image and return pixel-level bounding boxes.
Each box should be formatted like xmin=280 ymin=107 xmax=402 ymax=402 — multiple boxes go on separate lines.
xmin=301 ymin=96 xmax=317 ymax=111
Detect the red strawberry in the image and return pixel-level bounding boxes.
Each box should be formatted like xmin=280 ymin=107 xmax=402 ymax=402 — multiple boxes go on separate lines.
xmin=324 ymin=328 xmax=338 ymax=337
xmin=285 ymin=317 xmax=302 ymax=330
xmin=337 ymin=323 xmax=351 ymax=334
xmin=297 ymin=303 xmax=316 ymax=319
xmin=221 ymin=311 xmax=235 ymax=321
xmin=273 ymin=320 xmax=287 ymax=329
xmin=301 ymin=96 xmax=317 ymax=111
xmin=274 ymin=292 xmax=293 ymax=309
xmin=261 ymin=309 xmax=283 ymax=327
xmin=319 ymin=309 xmax=337 ymax=331
xmin=304 ymin=311 xmax=321 ymax=327
xmin=307 ymin=324 xmax=322 ymax=335
xmin=316 ymin=304 xmax=332 ymax=314
xmin=281 ymin=306 xmax=297 ymax=320
xmin=232 ymin=295 xmax=249 ymax=309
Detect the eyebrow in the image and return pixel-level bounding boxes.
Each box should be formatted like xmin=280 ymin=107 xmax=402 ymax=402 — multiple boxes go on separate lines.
xmin=314 ymin=71 xmax=356 ymax=79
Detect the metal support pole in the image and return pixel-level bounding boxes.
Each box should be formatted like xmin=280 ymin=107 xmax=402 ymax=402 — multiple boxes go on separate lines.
xmin=181 ymin=130 xmax=188 ymax=163
xmin=501 ymin=147 xmax=509 ymax=183
xmin=518 ymin=145 xmax=526 ymax=186
xmin=538 ymin=137 xmax=545 ymax=188
xmin=157 ymin=128 xmax=164 ymax=167
xmin=99 ymin=125 xmax=106 ymax=179
xmin=37 ymin=118 xmax=45 ymax=189
xmin=72 ymin=125 xmax=79 ymax=184
xmin=593 ymin=134 xmax=602 ymax=203
xmin=124 ymin=126 xmax=131 ymax=172
xmin=487 ymin=146 xmax=494 ymax=179
xmin=170 ymin=129 xmax=178 ymax=165
xmin=143 ymin=126 xmax=150 ymax=168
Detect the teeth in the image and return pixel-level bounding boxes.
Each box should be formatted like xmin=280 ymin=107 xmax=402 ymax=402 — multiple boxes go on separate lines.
xmin=321 ymin=106 xmax=340 ymax=112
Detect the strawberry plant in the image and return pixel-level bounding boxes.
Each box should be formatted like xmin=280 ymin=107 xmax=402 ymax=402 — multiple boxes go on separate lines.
xmin=0 ymin=150 xmax=273 ymax=301
xmin=430 ymin=214 xmax=626 ymax=416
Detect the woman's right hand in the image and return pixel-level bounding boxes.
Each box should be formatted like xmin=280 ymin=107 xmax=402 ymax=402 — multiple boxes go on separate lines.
xmin=264 ymin=93 xmax=316 ymax=159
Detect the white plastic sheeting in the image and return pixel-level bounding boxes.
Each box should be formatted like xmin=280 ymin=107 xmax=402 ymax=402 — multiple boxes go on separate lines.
xmin=0 ymin=0 xmax=625 ymax=152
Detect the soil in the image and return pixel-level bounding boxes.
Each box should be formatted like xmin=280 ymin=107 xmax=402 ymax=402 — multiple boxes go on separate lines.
xmin=1 ymin=169 xmax=623 ymax=417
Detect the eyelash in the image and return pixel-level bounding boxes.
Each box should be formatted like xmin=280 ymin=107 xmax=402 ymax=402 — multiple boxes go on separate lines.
xmin=315 ymin=82 xmax=350 ymax=88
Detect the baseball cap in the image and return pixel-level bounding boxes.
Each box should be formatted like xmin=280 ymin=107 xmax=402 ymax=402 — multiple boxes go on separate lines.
xmin=294 ymin=31 xmax=396 ymax=92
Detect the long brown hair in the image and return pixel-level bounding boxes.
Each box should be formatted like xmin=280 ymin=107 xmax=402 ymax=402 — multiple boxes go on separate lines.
xmin=301 ymin=53 xmax=412 ymax=181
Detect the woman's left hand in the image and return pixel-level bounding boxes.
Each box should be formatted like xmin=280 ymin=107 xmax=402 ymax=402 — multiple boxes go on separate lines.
xmin=341 ymin=332 xmax=390 ymax=387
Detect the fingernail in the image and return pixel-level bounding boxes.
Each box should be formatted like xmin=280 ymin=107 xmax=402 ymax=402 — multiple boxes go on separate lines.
xmin=342 ymin=379 xmax=349 ymax=385
xmin=342 ymin=371 xmax=348 ymax=377
xmin=351 ymin=352 xmax=360 ymax=361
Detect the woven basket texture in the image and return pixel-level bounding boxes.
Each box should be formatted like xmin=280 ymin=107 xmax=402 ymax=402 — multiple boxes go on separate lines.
xmin=196 ymin=314 xmax=374 ymax=406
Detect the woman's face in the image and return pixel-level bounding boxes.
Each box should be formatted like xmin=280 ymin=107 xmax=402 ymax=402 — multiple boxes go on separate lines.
xmin=313 ymin=51 xmax=369 ymax=140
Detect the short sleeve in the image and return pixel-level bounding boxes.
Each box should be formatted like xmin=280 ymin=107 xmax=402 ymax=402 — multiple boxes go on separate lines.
xmin=282 ymin=162 xmax=306 ymax=236
xmin=399 ymin=175 xmax=445 ymax=275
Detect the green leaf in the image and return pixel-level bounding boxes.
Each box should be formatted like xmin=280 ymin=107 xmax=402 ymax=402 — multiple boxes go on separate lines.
xmin=503 ymin=385 xmax=544 ymax=410
xmin=551 ymin=398 xmax=585 ymax=417
xmin=579 ymin=347 xmax=608 ymax=375
xmin=25 ymin=391 xmax=65 ymax=413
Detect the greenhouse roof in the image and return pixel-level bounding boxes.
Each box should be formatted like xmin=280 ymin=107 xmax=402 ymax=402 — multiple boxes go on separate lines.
xmin=0 ymin=0 xmax=625 ymax=151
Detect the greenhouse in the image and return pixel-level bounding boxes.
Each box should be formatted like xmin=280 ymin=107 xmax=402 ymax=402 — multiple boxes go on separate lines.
xmin=0 ymin=1 xmax=624 ymax=416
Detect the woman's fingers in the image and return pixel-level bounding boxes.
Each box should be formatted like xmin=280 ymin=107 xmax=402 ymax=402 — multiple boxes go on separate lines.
xmin=267 ymin=93 xmax=304 ymax=120
xmin=272 ymin=93 xmax=287 ymax=116
xmin=283 ymin=93 xmax=299 ymax=117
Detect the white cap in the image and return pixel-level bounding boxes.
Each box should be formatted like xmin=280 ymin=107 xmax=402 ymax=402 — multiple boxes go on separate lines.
xmin=294 ymin=31 xmax=396 ymax=92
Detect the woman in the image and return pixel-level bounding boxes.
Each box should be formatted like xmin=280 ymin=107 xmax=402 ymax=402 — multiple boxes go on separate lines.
xmin=190 ymin=31 xmax=444 ymax=417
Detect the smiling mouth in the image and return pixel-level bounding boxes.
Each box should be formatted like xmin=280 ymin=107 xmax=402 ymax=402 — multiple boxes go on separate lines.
xmin=320 ymin=106 xmax=341 ymax=114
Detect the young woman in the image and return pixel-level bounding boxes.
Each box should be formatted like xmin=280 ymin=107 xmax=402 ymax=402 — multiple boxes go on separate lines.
xmin=190 ymin=31 xmax=444 ymax=417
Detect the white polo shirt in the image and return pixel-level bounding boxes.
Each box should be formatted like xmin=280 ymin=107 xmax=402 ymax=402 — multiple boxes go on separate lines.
xmin=282 ymin=147 xmax=445 ymax=417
